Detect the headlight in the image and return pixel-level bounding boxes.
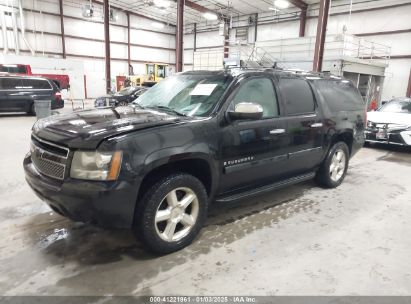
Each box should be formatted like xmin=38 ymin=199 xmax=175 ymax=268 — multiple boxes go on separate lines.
xmin=70 ymin=151 xmax=122 ymax=181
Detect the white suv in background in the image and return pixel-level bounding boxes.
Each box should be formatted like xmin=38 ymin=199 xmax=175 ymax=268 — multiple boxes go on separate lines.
xmin=365 ymin=97 xmax=411 ymax=146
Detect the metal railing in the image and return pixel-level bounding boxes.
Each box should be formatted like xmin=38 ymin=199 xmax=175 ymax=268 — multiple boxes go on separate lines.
xmin=231 ymin=34 xmax=391 ymax=63
xmin=192 ymin=34 xmax=391 ymax=71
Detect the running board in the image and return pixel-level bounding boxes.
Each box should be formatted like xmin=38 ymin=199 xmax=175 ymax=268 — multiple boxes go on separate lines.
xmin=215 ymin=172 xmax=316 ymax=203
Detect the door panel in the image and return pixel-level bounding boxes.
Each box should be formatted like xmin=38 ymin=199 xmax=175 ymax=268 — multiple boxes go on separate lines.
xmin=285 ymin=114 xmax=324 ymax=172
xmin=219 ymin=76 xmax=289 ymax=193
xmin=277 ymin=77 xmax=324 ymax=173
xmin=220 ymin=118 xmax=289 ymax=192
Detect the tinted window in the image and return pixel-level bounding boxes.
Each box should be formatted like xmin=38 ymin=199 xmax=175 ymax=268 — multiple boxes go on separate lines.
xmin=0 ymin=65 xmax=27 ymax=73
xmin=279 ymin=78 xmax=315 ymax=115
xmin=231 ymin=78 xmax=279 ymax=118
xmin=22 ymin=79 xmax=52 ymax=90
xmin=315 ymin=79 xmax=364 ymax=111
xmin=0 ymin=78 xmax=23 ymax=90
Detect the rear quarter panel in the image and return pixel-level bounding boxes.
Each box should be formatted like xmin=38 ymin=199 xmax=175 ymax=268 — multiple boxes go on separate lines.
xmin=311 ymin=78 xmax=366 ymax=158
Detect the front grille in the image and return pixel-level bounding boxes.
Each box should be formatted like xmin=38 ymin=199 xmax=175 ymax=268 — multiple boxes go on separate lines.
xmin=31 ymin=136 xmax=69 ymax=180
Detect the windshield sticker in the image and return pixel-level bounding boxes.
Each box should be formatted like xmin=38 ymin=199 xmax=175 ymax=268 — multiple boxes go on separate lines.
xmin=190 ymin=84 xmax=218 ymax=96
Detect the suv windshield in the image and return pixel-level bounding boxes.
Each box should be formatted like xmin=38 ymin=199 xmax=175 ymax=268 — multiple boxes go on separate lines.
xmin=135 ymin=74 xmax=232 ymax=117
xmin=379 ymin=100 xmax=411 ymax=114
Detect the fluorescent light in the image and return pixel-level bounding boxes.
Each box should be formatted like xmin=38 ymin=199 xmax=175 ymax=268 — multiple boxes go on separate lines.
xmin=151 ymin=22 xmax=165 ymax=29
xmin=202 ymin=12 xmax=218 ymax=20
xmin=268 ymin=7 xmax=279 ymax=11
xmin=274 ymin=0 xmax=289 ymax=9
xmin=153 ymin=0 xmax=170 ymax=8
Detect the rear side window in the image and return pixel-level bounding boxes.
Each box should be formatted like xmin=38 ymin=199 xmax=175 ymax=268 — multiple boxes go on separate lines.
xmin=315 ymin=80 xmax=364 ymax=111
xmin=0 ymin=78 xmax=23 ymax=90
xmin=23 ymin=79 xmax=52 ymax=90
xmin=0 ymin=65 xmax=27 ymax=73
xmin=279 ymin=78 xmax=315 ymax=115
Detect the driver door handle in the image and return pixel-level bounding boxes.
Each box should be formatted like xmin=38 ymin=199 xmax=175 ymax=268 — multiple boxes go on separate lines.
xmin=270 ymin=129 xmax=285 ymax=135
xmin=311 ymin=123 xmax=323 ymax=128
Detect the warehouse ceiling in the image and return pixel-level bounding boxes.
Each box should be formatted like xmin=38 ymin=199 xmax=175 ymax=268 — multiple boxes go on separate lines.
xmin=109 ymin=0 xmax=319 ymax=25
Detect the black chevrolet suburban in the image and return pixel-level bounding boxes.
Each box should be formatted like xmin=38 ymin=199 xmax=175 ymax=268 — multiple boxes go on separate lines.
xmin=0 ymin=75 xmax=64 ymax=114
xmin=24 ymin=69 xmax=366 ymax=253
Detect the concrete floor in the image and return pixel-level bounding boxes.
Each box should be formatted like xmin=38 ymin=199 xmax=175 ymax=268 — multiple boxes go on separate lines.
xmin=0 ymin=111 xmax=411 ymax=296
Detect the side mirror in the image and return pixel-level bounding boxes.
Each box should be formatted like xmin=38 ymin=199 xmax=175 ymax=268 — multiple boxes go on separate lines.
xmin=228 ymin=102 xmax=263 ymax=120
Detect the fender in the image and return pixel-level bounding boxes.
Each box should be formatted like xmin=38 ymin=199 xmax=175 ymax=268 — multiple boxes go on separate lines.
xmin=139 ymin=149 xmax=220 ymax=198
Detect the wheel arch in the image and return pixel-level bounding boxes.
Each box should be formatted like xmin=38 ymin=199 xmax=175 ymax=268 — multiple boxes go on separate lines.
xmin=326 ymin=128 xmax=354 ymax=156
xmin=136 ymin=154 xmax=216 ymax=204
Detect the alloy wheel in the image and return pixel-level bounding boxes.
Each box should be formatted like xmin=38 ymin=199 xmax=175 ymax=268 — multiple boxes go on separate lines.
xmin=154 ymin=187 xmax=199 ymax=242
xmin=329 ymin=149 xmax=346 ymax=182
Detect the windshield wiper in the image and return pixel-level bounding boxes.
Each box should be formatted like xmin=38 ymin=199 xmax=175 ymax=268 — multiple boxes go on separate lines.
xmin=147 ymin=106 xmax=187 ymax=116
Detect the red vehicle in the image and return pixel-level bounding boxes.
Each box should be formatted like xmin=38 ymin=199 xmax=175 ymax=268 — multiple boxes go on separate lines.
xmin=0 ymin=64 xmax=70 ymax=90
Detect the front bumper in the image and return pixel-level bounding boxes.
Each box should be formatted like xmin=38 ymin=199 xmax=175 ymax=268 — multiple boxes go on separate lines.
xmin=23 ymin=153 xmax=138 ymax=229
xmin=365 ymin=128 xmax=411 ymax=146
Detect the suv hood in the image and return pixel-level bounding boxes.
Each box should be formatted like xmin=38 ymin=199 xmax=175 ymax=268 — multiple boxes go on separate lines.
xmin=367 ymin=111 xmax=411 ymax=126
xmin=33 ymin=106 xmax=183 ymax=149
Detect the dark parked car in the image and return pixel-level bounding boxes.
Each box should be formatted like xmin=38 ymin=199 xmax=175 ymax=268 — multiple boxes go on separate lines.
xmin=24 ymin=69 xmax=366 ymax=253
xmin=0 ymin=75 xmax=64 ymax=114
xmin=94 ymin=86 xmax=147 ymax=107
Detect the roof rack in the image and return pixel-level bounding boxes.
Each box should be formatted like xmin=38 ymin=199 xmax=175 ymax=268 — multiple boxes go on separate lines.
xmin=221 ymin=58 xmax=342 ymax=80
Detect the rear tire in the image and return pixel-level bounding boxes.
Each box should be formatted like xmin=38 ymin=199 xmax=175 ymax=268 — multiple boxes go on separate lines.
xmin=133 ymin=173 xmax=208 ymax=254
xmin=315 ymin=141 xmax=349 ymax=188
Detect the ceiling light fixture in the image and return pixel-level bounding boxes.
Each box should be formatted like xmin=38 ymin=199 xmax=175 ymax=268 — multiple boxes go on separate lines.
xmin=202 ymin=12 xmax=218 ymax=20
xmin=274 ymin=0 xmax=289 ymax=9
xmin=153 ymin=0 xmax=171 ymax=9
xmin=151 ymin=22 xmax=165 ymax=29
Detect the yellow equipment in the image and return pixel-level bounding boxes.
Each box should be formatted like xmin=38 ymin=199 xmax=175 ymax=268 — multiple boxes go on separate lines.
xmin=130 ymin=63 xmax=168 ymax=87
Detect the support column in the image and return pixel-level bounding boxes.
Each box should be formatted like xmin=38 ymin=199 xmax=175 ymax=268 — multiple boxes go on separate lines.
xmin=312 ymin=0 xmax=330 ymax=72
xmin=59 ymin=0 xmax=66 ymax=58
xmin=254 ymin=13 xmax=258 ymax=43
xmin=103 ymin=0 xmax=111 ymax=93
xmin=176 ymin=0 xmax=184 ymax=72
xmin=193 ymin=23 xmax=197 ymax=52
xmin=224 ymin=21 xmax=229 ymax=58
xmin=299 ymin=8 xmax=307 ymax=37
xmin=127 ymin=12 xmax=131 ymax=68
xmin=407 ymin=68 xmax=411 ymax=98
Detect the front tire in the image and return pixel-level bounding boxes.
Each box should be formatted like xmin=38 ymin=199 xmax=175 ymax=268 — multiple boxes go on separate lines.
xmin=315 ymin=141 xmax=349 ymax=188
xmin=133 ymin=173 xmax=208 ymax=254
